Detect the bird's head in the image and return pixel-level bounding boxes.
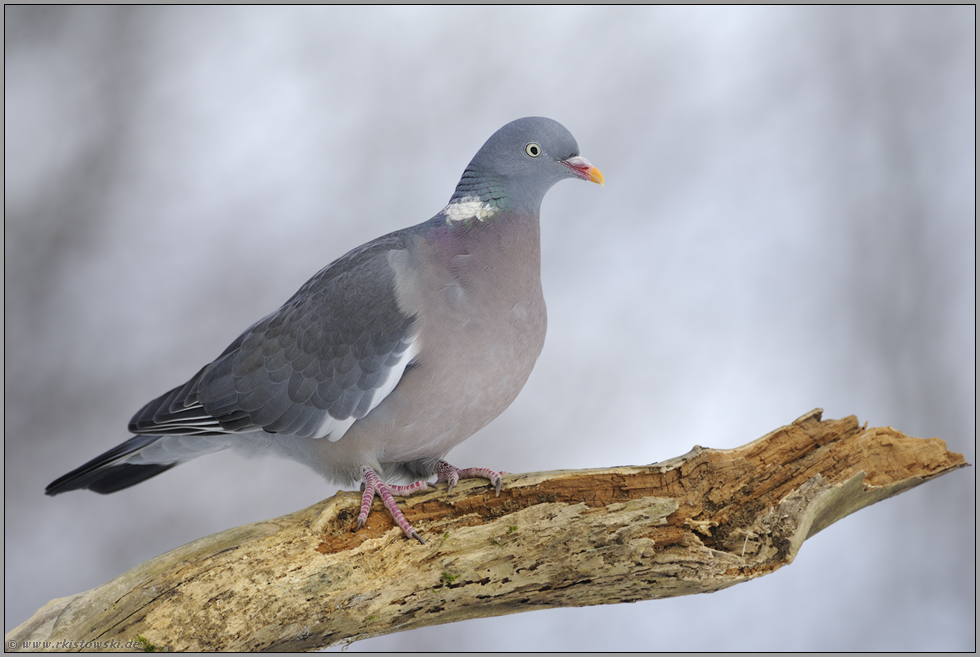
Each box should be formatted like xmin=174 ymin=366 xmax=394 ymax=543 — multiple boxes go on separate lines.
xmin=448 ymin=117 xmax=603 ymax=218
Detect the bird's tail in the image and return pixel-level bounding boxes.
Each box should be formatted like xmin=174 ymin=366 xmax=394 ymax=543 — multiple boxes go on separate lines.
xmin=45 ymin=434 xmax=233 ymax=495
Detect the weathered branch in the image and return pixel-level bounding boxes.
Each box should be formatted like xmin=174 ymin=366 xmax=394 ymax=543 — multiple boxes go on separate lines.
xmin=7 ymin=409 xmax=968 ymax=652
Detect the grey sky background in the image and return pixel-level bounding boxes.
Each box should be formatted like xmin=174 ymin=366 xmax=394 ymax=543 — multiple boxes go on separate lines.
xmin=5 ymin=6 xmax=975 ymax=650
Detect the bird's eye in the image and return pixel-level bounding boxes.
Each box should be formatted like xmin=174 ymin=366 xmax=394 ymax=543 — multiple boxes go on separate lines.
xmin=525 ymin=142 xmax=542 ymax=158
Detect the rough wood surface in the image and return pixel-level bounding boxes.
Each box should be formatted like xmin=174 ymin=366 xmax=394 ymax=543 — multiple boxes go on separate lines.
xmin=6 ymin=409 xmax=968 ymax=652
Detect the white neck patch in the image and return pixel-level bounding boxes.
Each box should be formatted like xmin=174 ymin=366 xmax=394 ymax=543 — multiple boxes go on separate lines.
xmin=443 ymin=196 xmax=498 ymax=223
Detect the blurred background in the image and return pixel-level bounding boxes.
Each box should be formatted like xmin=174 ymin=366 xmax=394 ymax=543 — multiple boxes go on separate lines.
xmin=4 ymin=6 xmax=975 ymax=650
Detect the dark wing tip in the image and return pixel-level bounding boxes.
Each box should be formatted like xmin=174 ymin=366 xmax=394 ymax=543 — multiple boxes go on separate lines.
xmin=46 ymin=462 xmax=177 ymax=496
xmin=44 ymin=434 xmax=173 ymax=496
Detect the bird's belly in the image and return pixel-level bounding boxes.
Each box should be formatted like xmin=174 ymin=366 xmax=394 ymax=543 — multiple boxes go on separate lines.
xmin=343 ymin=288 xmax=546 ymax=466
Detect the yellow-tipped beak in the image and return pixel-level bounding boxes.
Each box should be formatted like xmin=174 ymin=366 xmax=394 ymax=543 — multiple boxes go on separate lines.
xmin=586 ymin=165 xmax=605 ymax=186
xmin=563 ymin=156 xmax=605 ymax=186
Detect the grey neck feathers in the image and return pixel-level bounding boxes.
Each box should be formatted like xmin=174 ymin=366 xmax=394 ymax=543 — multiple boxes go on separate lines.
xmin=449 ymin=168 xmax=542 ymax=218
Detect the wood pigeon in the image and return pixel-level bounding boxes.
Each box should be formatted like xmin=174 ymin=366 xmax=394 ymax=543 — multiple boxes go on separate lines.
xmin=46 ymin=117 xmax=604 ymax=543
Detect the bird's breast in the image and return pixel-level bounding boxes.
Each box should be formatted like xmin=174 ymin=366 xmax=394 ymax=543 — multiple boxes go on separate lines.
xmin=372 ymin=219 xmax=547 ymax=457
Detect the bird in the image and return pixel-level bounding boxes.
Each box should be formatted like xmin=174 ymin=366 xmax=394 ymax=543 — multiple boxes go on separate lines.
xmin=45 ymin=117 xmax=604 ymax=543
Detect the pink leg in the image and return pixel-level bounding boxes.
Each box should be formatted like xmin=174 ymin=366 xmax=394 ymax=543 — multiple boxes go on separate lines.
xmin=355 ymin=467 xmax=429 ymax=543
xmin=436 ymin=460 xmax=506 ymax=496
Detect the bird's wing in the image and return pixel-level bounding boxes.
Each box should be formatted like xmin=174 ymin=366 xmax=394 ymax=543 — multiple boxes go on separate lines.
xmin=129 ymin=232 xmax=419 ymax=442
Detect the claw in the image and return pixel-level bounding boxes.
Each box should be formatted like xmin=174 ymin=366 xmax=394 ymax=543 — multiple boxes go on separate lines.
xmin=494 ymin=470 xmax=509 ymax=497
xmin=436 ymin=460 xmax=506 ymax=498
xmin=436 ymin=460 xmax=459 ymax=493
xmin=357 ymin=467 xmax=426 ymax=541
xmin=354 ymin=463 xmax=507 ymax=542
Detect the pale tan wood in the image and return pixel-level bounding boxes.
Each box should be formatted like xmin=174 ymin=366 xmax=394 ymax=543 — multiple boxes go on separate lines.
xmin=6 ymin=410 xmax=968 ymax=652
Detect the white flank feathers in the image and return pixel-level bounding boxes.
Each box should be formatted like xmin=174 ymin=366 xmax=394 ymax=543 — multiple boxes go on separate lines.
xmin=314 ymin=338 xmax=420 ymax=442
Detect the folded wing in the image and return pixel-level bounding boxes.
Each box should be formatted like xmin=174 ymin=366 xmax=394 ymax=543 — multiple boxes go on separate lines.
xmin=130 ymin=234 xmax=418 ymax=443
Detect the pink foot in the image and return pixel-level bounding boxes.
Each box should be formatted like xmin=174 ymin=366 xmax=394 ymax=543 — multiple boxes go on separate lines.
xmin=355 ymin=467 xmax=429 ymax=544
xmin=436 ymin=460 xmax=506 ymax=496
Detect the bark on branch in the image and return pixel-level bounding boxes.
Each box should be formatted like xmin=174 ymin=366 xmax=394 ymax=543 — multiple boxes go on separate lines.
xmin=7 ymin=409 xmax=968 ymax=652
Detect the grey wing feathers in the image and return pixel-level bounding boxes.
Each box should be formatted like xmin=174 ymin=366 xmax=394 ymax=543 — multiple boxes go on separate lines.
xmin=129 ymin=231 xmax=418 ymax=440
